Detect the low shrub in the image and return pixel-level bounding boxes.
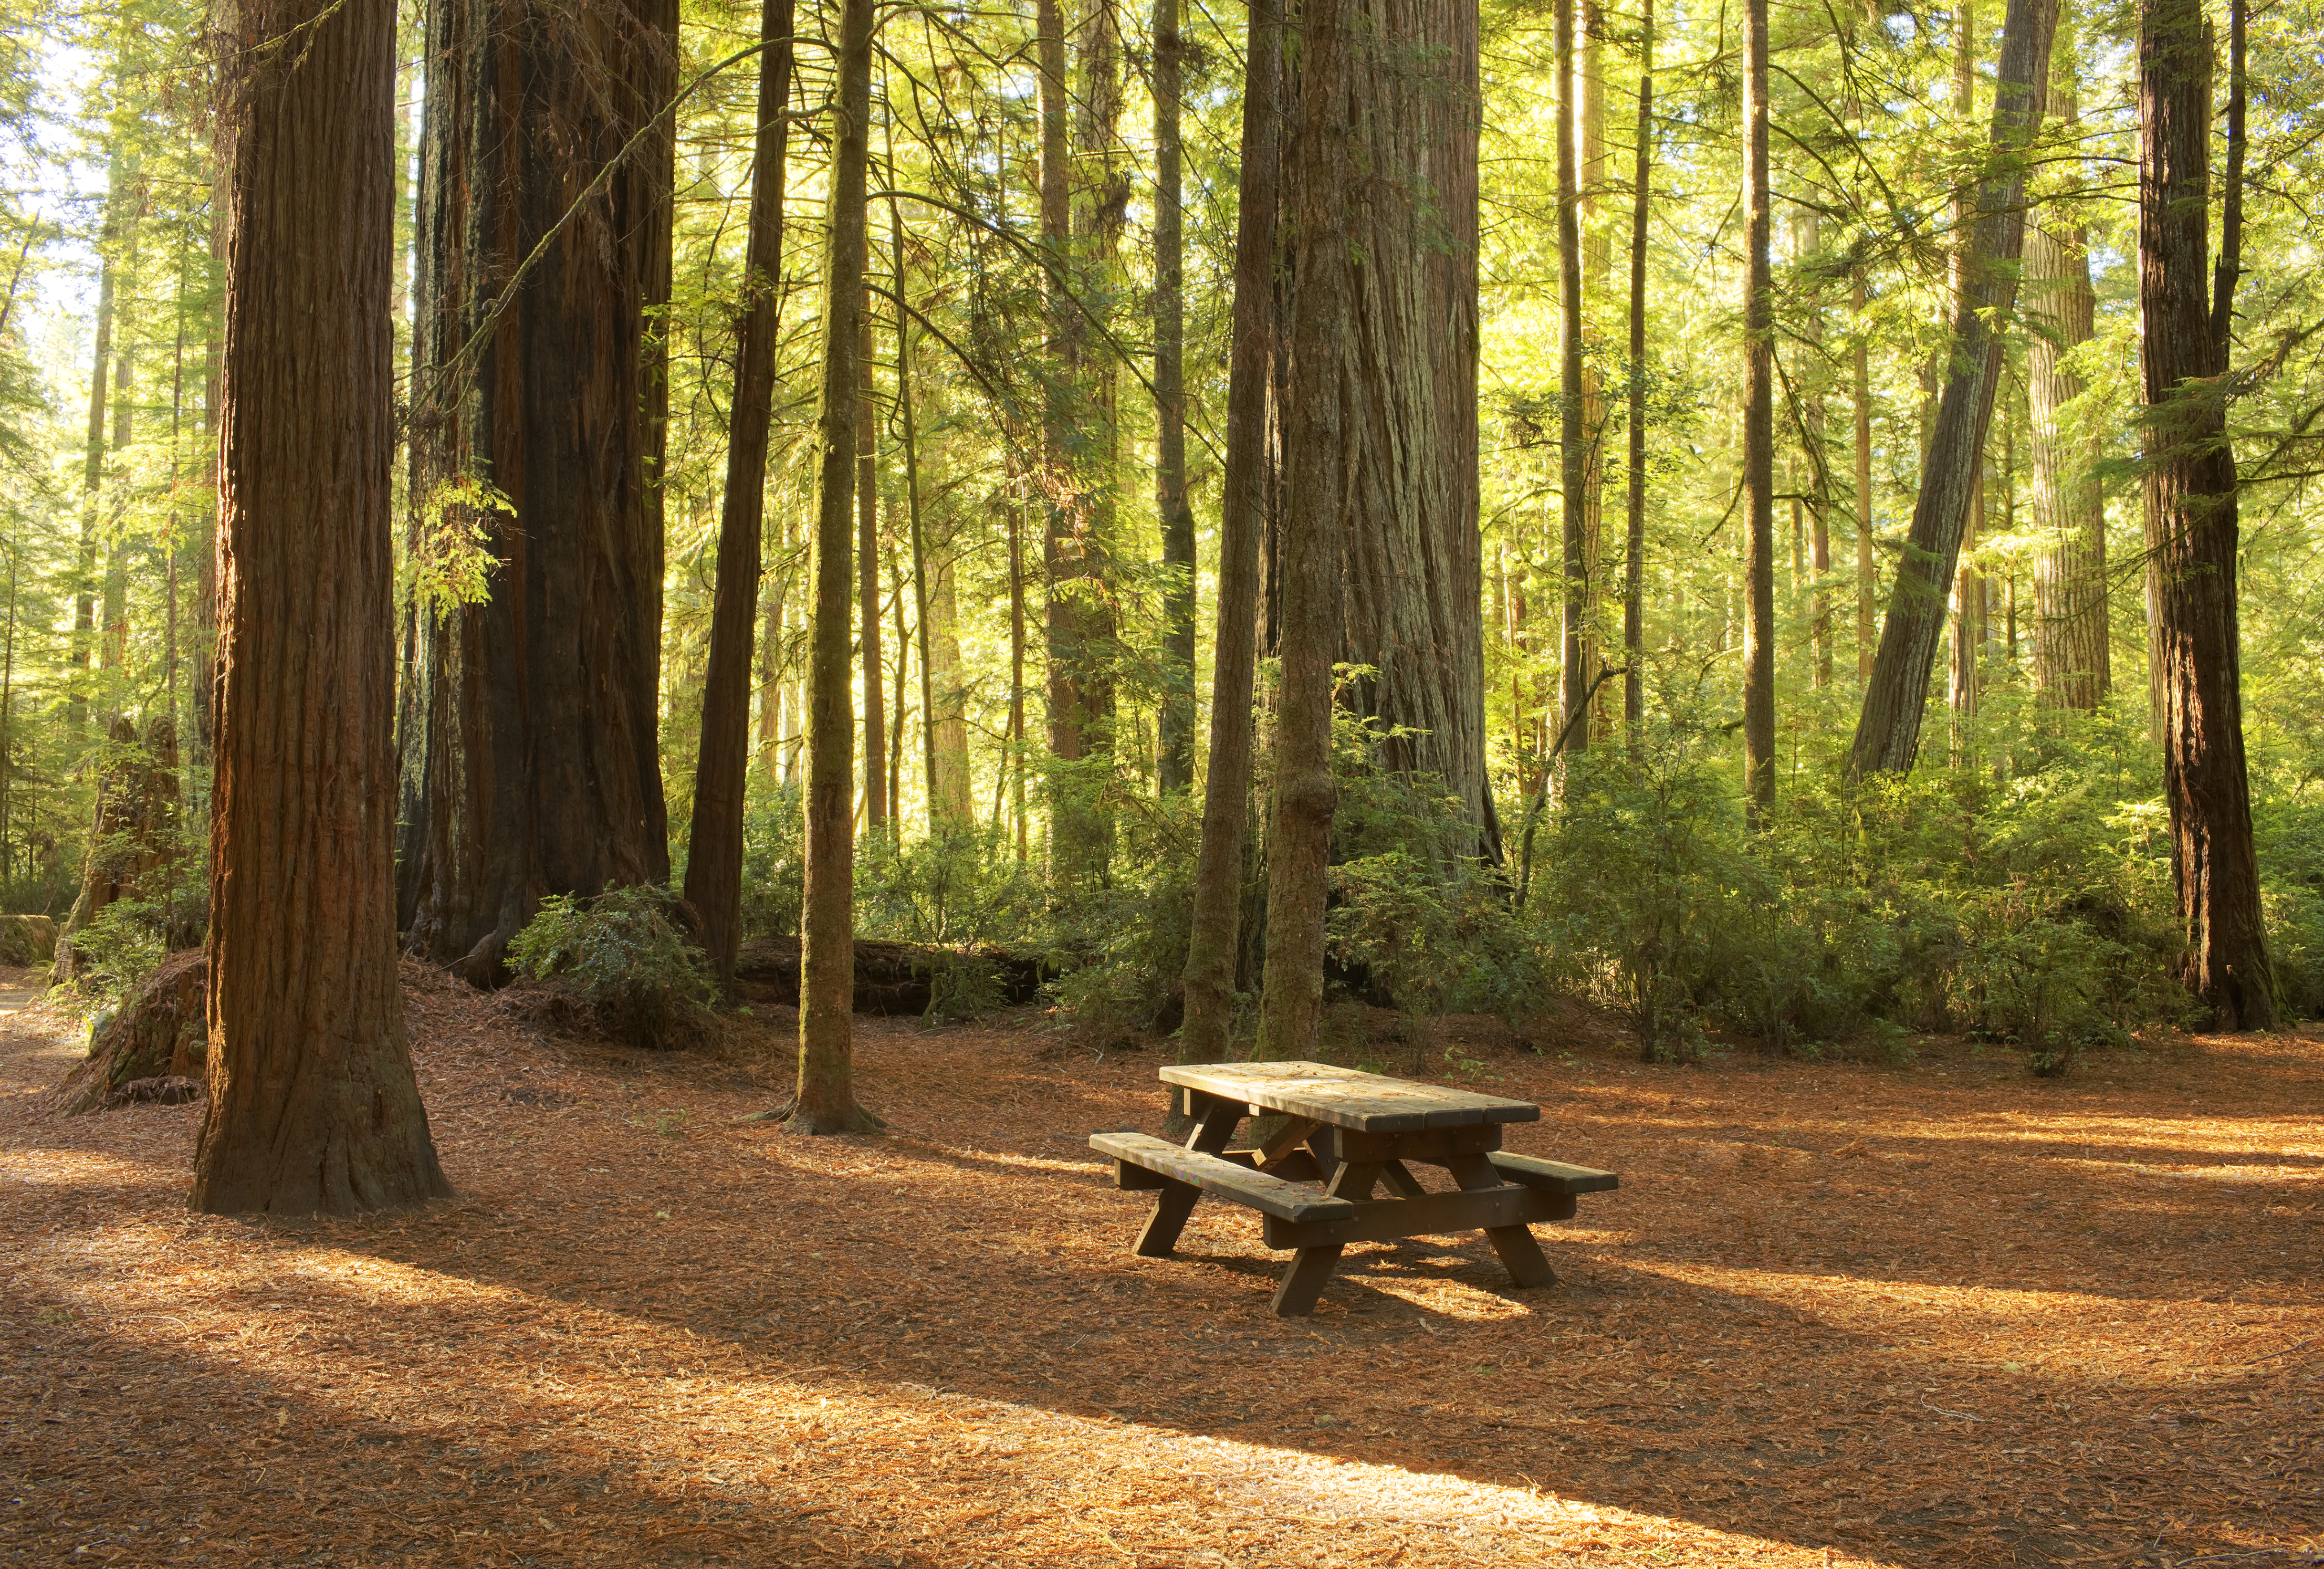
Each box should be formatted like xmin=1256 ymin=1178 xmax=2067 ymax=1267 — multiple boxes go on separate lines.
xmin=507 ymin=884 xmax=718 ymax=1049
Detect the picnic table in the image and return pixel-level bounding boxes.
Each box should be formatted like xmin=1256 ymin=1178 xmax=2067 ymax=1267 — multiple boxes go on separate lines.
xmin=1090 ymin=1060 xmax=1618 ymax=1316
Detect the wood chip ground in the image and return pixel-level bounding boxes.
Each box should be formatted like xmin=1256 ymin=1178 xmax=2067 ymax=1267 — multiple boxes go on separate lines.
xmin=3 ymin=962 xmax=2317 ymax=1567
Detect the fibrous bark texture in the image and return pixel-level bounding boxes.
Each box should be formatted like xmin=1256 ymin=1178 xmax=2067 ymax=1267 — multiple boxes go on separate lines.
xmin=1847 ymin=0 xmax=2057 ymax=775
xmin=1259 ymin=0 xmax=1498 ymax=863
xmin=192 ymin=0 xmax=449 ymax=1215
xmin=406 ymin=0 xmax=677 ymax=984
xmin=791 ymin=0 xmax=881 ymax=1133
xmin=1176 ymin=0 xmax=1280 ymax=1063
xmin=685 ymin=0 xmax=794 ymax=994
xmin=1740 ymin=0 xmax=1775 ymax=813
xmin=2137 ymin=0 xmax=2276 ymax=1029
xmin=1153 ymin=0 xmax=1196 ymax=795
xmin=1256 ymin=0 xmax=1352 ymax=1065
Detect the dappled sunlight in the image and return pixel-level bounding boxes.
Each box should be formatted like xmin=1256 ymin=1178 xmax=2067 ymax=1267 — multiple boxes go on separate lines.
xmin=4 ymin=998 xmax=2316 ymax=1565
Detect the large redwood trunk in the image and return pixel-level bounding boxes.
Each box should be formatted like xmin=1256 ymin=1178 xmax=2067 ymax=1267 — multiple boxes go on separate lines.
xmin=407 ymin=0 xmax=678 ymax=983
xmin=2138 ymin=0 xmax=2276 ymax=1029
xmin=192 ymin=0 xmax=449 ymax=1215
xmin=1260 ymin=0 xmax=1498 ymax=863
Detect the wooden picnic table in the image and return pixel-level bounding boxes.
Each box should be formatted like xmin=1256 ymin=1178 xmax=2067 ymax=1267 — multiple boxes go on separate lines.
xmin=1090 ymin=1060 xmax=1618 ymax=1316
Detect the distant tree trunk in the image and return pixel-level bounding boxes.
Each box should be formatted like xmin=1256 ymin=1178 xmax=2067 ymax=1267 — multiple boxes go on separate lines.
xmin=1847 ymin=0 xmax=2056 ymax=776
xmin=856 ymin=309 xmax=886 ymax=834
xmin=73 ymin=154 xmax=122 ymax=748
xmin=684 ymin=0 xmax=794 ymax=994
xmin=889 ymin=196 xmax=943 ymax=828
xmin=1177 ymin=0 xmax=1279 ymax=1063
xmin=1853 ymin=270 xmax=1876 ymax=685
xmin=2027 ymin=41 xmax=2107 ymax=711
xmin=1154 ymin=0 xmax=1196 ymax=795
xmin=1557 ymin=0 xmax=1589 ymax=759
xmin=1795 ymin=206 xmax=1832 ymax=692
xmin=1624 ymin=0 xmax=1651 ymax=738
xmin=2139 ymin=0 xmax=2276 ymax=1030
xmin=407 ymin=0 xmax=677 ymax=984
xmin=1740 ymin=0 xmax=1775 ymax=815
xmin=192 ymin=0 xmax=449 ymax=1216
xmin=1579 ymin=0 xmax=1612 ymax=743
xmin=1007 ymin=488 xmax=1029 ymax=859
xmin=1256 ymin=0 xmax=1350 ymax=1064
xmin=791 ymin=0 xmax=881 ymax=1132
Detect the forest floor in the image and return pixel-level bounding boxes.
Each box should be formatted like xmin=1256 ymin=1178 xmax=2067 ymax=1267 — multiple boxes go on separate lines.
xmin=1 ymin=964 xmax=2318 ymax=1569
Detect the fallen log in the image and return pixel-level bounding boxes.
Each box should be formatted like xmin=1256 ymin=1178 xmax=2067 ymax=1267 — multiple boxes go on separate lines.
xmin=733 ymin=935 xmax=1047 ymax=1018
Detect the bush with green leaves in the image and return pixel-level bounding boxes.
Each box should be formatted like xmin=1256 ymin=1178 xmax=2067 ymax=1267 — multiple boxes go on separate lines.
xmin=507 ymin=884 xmax=718 ymax=1048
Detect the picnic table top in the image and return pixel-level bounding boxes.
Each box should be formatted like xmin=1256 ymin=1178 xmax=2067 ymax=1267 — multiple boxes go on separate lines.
xmin=1158 ymin=1059 xmax=1542 ymax=1133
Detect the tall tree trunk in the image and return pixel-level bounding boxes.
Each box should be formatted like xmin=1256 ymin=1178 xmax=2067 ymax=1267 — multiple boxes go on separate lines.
xmin=1046 ymin=0 xmax=1125 ymax=888
xmin=683 ymin=0 xmax=794 ymax=993
xmin=1579 ymin=0 xmax=1611 ymax=742
xmin=1853 ymin=268 xmax=1875 ymax=685
xmin=1153 ymin=0 xmax=1196 ymax=795
xmin=2139 ymin=0 xmax=2276 ymax=1029
xmin=408 ymin=0 xmax=677 ymax=983
xmin=2027 ymin=42 xmax=2106 ymax=710
xmin=73 ymin=154 xmax=122 ymax=748
xmin=1624 ymin=0 xmax=1651 ymax=738
xmin=192 ymin=0 xmax=449 ymax=1216
xmin=1557 ymin=0 xmax=1589 ymax=759
xmin=1847 ymin=0 xmax=2057 ymax=776
xmin=856 ymin=309 xmax=886 ymax=833
xmin=1795 ymin=206 xmax=1832 ymax=692
xmin=1177 ymin=0 xmax=1280 ymax=1063
xmin=791 ymin=0 xmax=881 ymax=1131
xmin=1740 ymin=0 xmax=1775 ymax=815
xmin=1256 ymin=0 xmax=1350 ymax=1064
xmin=891 ymin=194 xmax=942 ymax=828
xmin=1278 ymin=0 xmax=1496 ymax=860
xmin=1007 ymin=486 xmax=1029 ymax=859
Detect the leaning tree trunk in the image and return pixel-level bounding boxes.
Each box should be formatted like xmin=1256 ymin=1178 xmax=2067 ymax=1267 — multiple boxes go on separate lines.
xmin=1256 ymin=0 xmax=1352 ymax=1065
xmin=1847 ymin=0 xmax=2057 ymax=776
xmin=1176 ymin=0 xmax=1282 ymax=1063
xmin=1261 ymin=0 xmax=1499 ymax=864
xmin=1740 ymin=0 xmax=1775 ymax=815
xmin=406 ymin=0 xmax=677 ymax=985
xmin=790 ymin=0 xmax=882 ymax=1133
xmin=192 ymin=0 xmax=449 ymax=1216
xmin=685 ymin=0 xmax=795 ymax=994
xmin=2026 ymin=43 xmax=2106 ymax=710
xmin=2139 ymin=0 xmax=2276 ymax=1029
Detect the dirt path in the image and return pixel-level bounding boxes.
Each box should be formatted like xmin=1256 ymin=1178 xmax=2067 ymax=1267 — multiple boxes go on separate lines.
xmin=2 ymin=967 xmax=2317 ymax=1567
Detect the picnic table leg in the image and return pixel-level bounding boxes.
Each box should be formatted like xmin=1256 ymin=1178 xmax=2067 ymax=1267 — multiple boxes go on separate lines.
xmin=1135 ymin=1179 xmax=1201 ymax=1258
xmin=1270 ymin=1244 xmax=1344 ymax=1316
xmin=1445 ymin=1152 xmax=1557 ymax=1289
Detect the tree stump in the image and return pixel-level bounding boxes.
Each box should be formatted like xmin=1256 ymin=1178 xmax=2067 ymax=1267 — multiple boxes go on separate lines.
xmin=53 ymin=950 xmax=208 ymax=1115
xmin=53 ymin=715 xmax=188 ymax=984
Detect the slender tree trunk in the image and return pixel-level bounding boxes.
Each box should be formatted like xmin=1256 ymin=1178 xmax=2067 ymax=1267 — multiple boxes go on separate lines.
xmin=1178 ymin=0 xmax=1280 ymax=1061
xmin=1847 ymin=0 xmax=2057 ymax=775
xmin=73 ymin=158 xmax=122 ymax=747
xmin=684 ymin=0 xmax=794 ymax=993
xmin=1008 ymin=487 xmax=1029 ymax=859
xmin=791 ymin=0 xmax=881 ymax=1131
xmin=408 ymin=0 xmax=677 ymax=982
xmin=891 ymin=195 xmax=941 ymax=828
xmin=1154 ymin=0 xmax=1196 ymax=794
xmin=856 ymin=309 xmax=886 ymax=834
xmin=1557 ymin=0 xmax=1589 ymax=759
xmin=2027 ymin=45 xmax=2106 ymax=710
xmin=2140 ymin=0 xmax=2275 ymax=1029
xmin=1579 ymin=0 xmax=1611 ymax=742
xmin=1624 ymin=0 xmax=1651 ymax=738
xmin=1794 ymin=207 xmax=1831 ymax=692
xmin=192 ymin=0 xmax=449 ymax=1216
xmin=1853 ymin=270 xmax=1875 ymax=685
xmin=1740 ymin=0 xmax=1775 ymax=815
xmin=1256 ymin=0 xmax=1350 ymax=1064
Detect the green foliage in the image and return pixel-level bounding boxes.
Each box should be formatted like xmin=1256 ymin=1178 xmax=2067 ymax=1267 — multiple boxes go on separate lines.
xmin=1042 ymin=790 xmax=1204 ymax=1033
xmin=738 ymin=782 xmax=807 ymax=941
xmin=2257 ymin=788 xmax=2324 ymax=1018
xmin=507 ymin=884 xmax=717 ymax=1049
xmin=68 ymin=894 xmax=166 ymax=1004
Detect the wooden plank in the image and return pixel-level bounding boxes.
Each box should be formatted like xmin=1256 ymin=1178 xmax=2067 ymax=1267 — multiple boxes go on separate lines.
xmin=1259 ymin=1183 xmax=1567 ymax=1249
xmin=1446 ymin=1151 xmax=1557 ymax=1289
xmin=1312 ymin=1123 xmax=1503 ymax=1165
xmin=1270 ymin=1245 xmax=1344 ymax=1316
xmin=1378 ymin=1159 xmax=1428 ymax=1199
xmin=1135 ymin=1184 xmax=1201 ymax=1257
xmin=1160 ymin=1061 xmax=1539 ymax=1133
xmin=1090 ymin=1133 xmax=1357 ymax=1224
xmin=1487 ymin=1151 xmax=1620 ymax=1195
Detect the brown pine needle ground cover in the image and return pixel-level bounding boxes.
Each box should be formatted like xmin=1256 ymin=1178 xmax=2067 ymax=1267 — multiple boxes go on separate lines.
xmin=3 ymin=963 xmax=2319 ymax=1569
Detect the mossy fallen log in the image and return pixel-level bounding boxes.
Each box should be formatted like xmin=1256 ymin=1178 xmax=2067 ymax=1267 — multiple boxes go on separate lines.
xmin=733 ymin=936 xmax=1046 ymax=1018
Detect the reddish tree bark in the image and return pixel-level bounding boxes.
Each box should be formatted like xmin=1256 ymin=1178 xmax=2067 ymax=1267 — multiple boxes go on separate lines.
xmin=406 ymin=0 xmax=678 ymax=984
xmin=192 ymin=0 xmax=449 ymax=1215
xmin=685 ymin=0 xmax=795 ymax=993
xmin=2138 ymin=0 xmax=2276 ymax=1029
